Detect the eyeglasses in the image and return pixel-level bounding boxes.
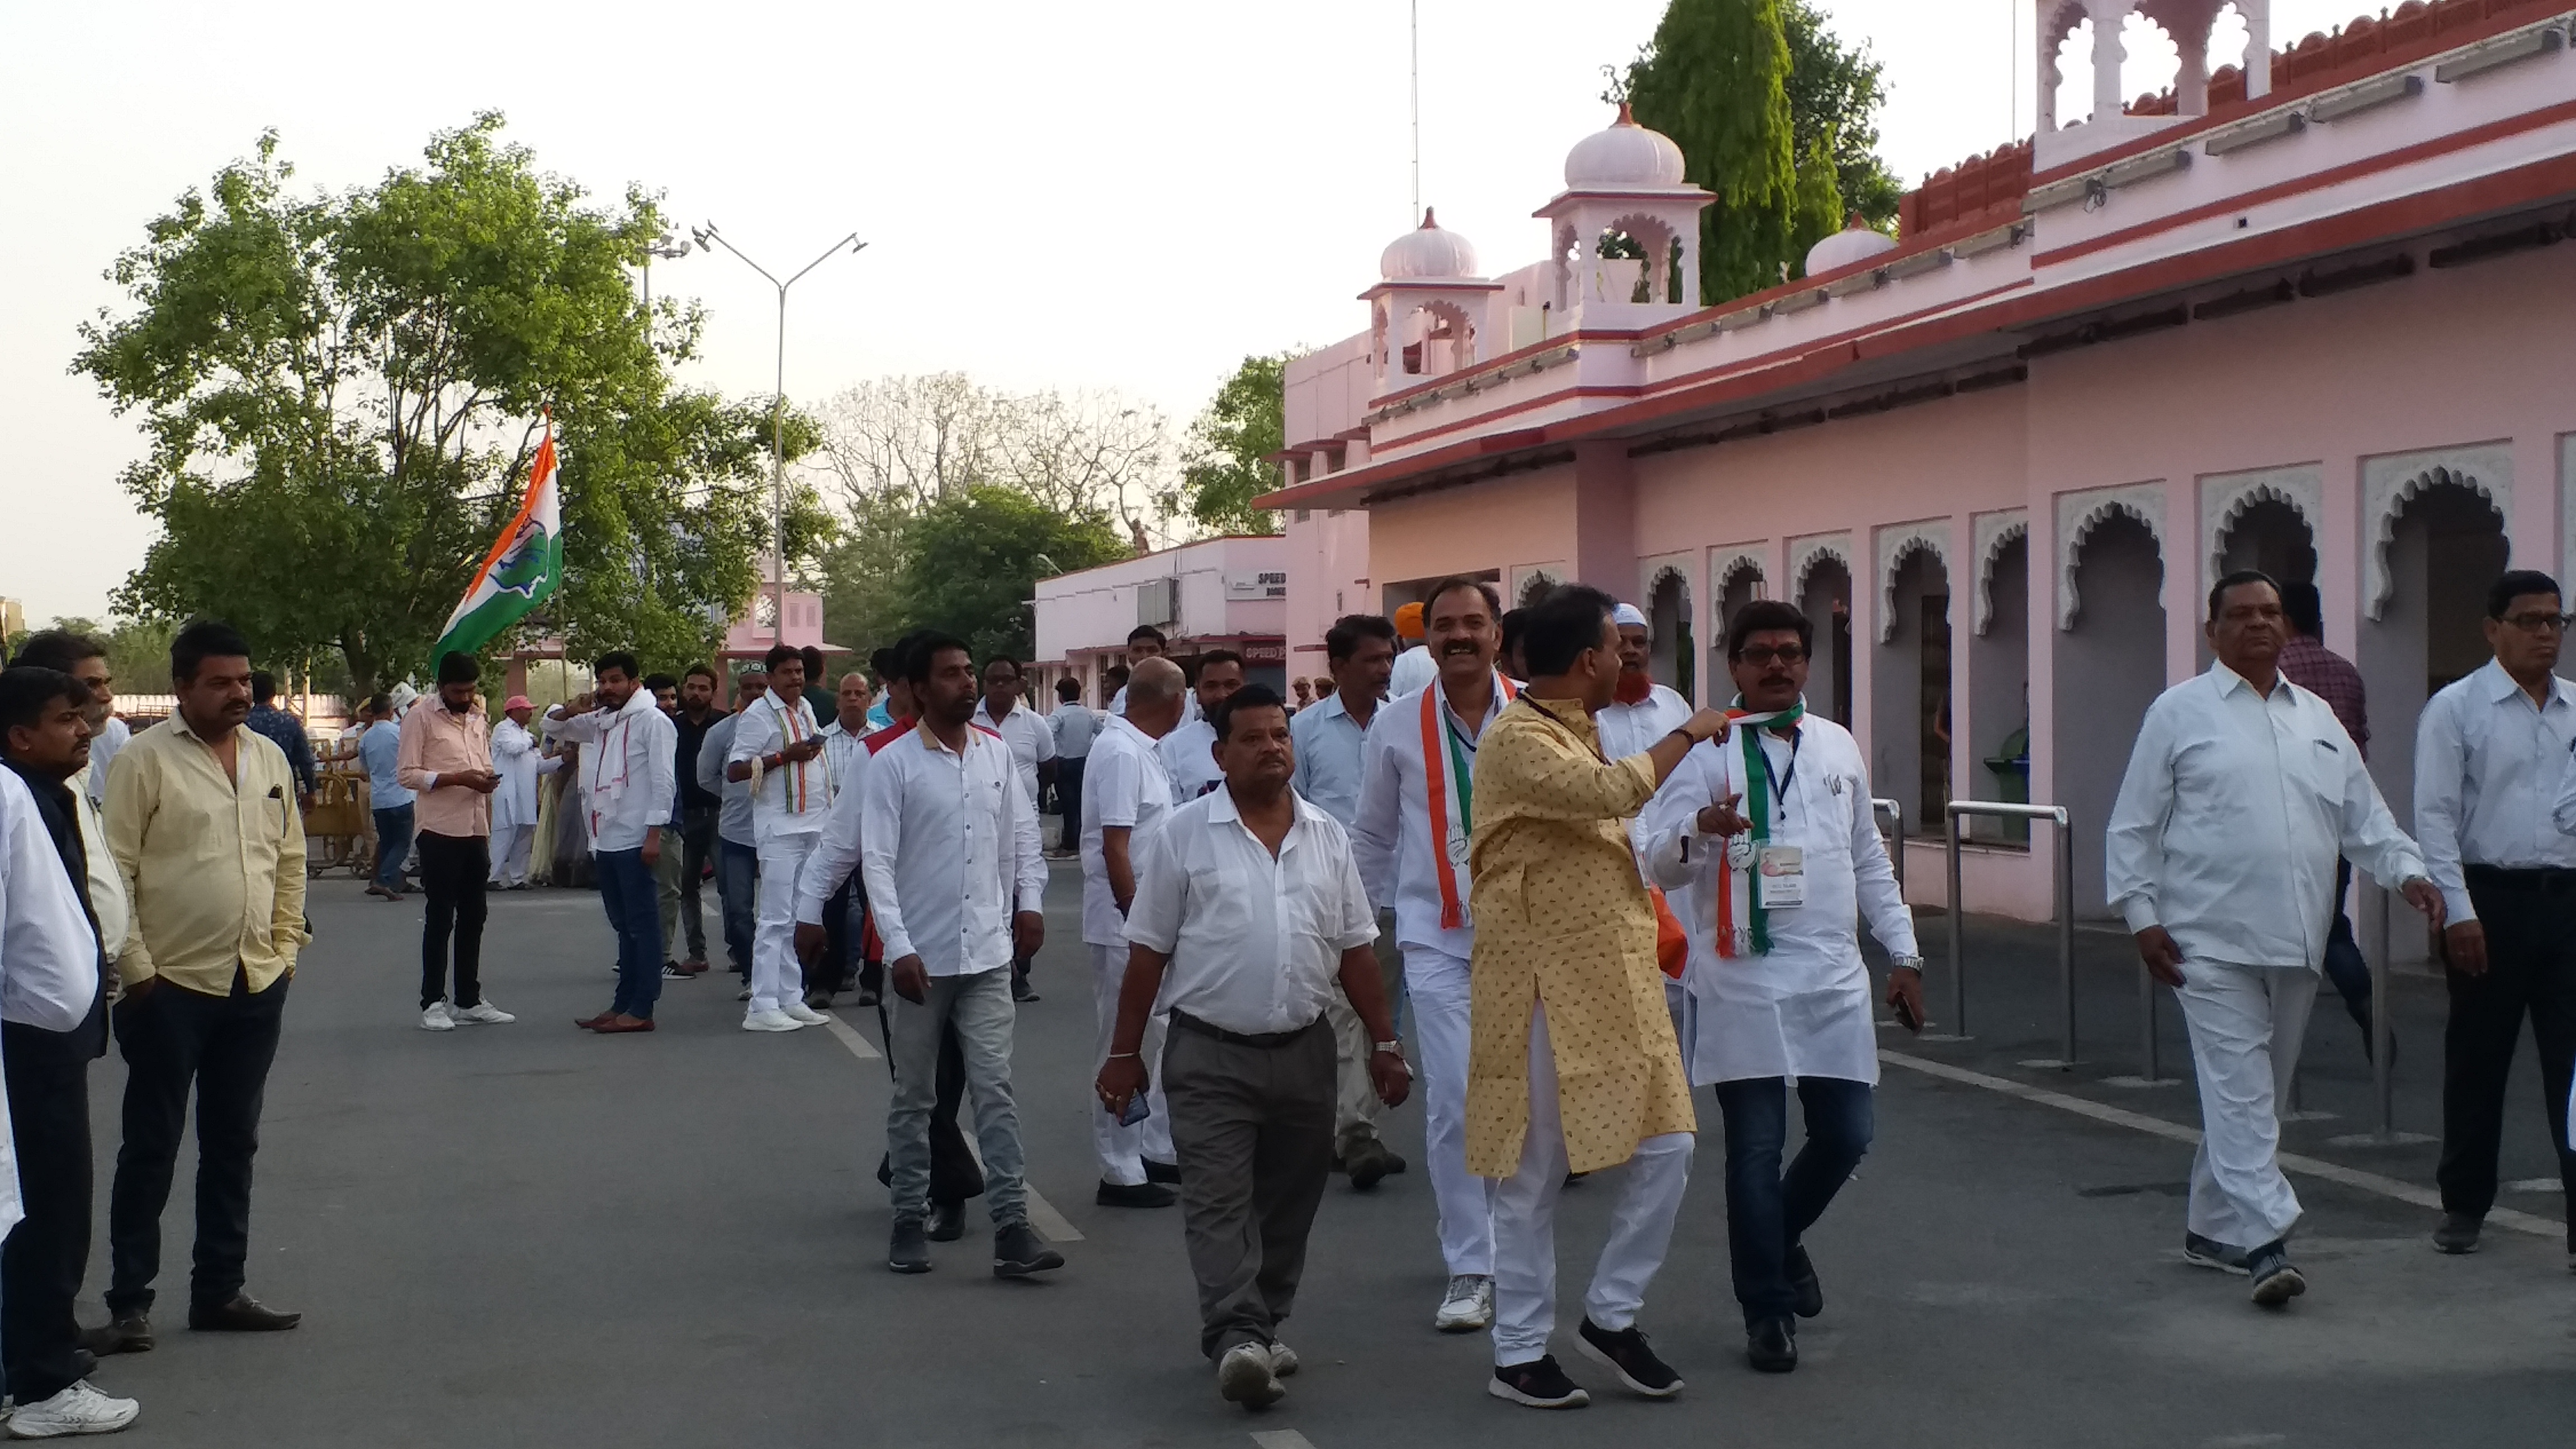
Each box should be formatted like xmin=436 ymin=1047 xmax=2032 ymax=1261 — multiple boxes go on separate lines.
xmin=2502 ymin=612 xmax=2573 ymax=634
xmin=1736 ymin=645 xmax=1808 ymax=666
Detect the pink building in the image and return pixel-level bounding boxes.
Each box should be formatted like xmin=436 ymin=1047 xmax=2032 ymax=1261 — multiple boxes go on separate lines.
xmin=1259 ymin=0 xmax=2576 ymax=941
xmin=1033 ymin=536 xmax=1290 ymax=705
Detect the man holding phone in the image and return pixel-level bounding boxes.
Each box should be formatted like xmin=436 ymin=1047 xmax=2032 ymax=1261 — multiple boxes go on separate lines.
xmin=397 ymin=651 xmax=509 ymax=1032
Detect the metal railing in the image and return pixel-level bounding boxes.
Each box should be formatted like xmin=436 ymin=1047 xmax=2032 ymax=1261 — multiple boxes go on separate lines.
xmin=1942 ymin=801 xmax=2076 ymax=1066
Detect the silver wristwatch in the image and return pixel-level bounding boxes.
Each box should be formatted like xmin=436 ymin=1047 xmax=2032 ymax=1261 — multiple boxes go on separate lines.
xmin=1888 ymin=954 xmax=1926 ymax=974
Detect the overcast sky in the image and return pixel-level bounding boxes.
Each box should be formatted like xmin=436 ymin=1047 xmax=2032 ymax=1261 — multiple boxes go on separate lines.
xmin=0 ymin=0 xmax=2364 ymax=621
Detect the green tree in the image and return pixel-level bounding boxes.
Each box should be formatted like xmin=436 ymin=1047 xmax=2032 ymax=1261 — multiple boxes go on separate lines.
xmin=1790 ymin=132 xmax=1848 ymax=274
xmin=896 ymin=486 xmax=1126 ymax=664
xmin=72 ymin=115 xmax=828 ymax=696
xmin=1165 ymin=354 xmax=1288 ymax=536
xmin=1781 ymin=1 xmax=1901 ymax=231
xmin=1623 ymin=0 xmax=1797 ymax=305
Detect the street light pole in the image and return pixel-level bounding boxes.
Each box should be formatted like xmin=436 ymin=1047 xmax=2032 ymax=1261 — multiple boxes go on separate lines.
xmin=640 ymin=232 xmax=694 ymax=349
xmin=690 ymin=223 xmax=866 ymax=644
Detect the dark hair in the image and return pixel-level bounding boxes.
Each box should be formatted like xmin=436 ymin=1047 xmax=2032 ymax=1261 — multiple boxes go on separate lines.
xmin=1726 ymin=600 xmax=1815 ymax=660
xmin=889 ymin=629 xmax=934 ymax=683
xmin=1105 ymin=664 xmax=1130 ymax=689
xmin=1520 ymin=585 xmax=1617 ymax=677
xmin=594 ymin=650 xmax=641 ymax=681
xmin=1423 ymin=575 xmax=1503 ymax=622
xmin=800 ymin=646 xmax=826 ymax=675
xmin=171 ymin=619 xmax=251 ymax=685
xmin=763 ymin=643 xmax=801 ymax=675
xmin=1055 ymin=677 xmax=1081 ymax=700
xmin=251 ymin=670 xmax=280 ymax=702
xmin=2205 ymin=568 xmax=2281 ymax=624
xmin=1127 ymin=625 xmax=1167 ymax=648
xmin=903 ymin=631 xmax=973 ymax=686
xmin=1499 ymin=608 xmax=1530 ymax=665
xmin=1325 ymin=613 xmax=1398 ymax=663
xmin=1196 ymin=648 xmax=1246 ymax=676
xmin=2488 ymin=569 xmax=2562 ymax=620
xmin=2280 ymin=580 xmax=2325 ymax=639
xmin=642 ymin=672 xmax=678 ymax=695
xmin=0 ymin=666 xmax=86 ymax=739
xmin=983 ymin=655 xmax=1022 ymax=679
xmin=435 ymin=651 xmax=480 ymax=686
xmin=366 ymin=692 xmax=395 ymax=717
xmin=9 ymin=629 xmax=105 ymax=674
xmin=1210 ymin=683 xmax=1287 ymax=744
xmin=869 ymin=647 xmax=896 ymax=680
xmin=684 ymin=663 xmax=719 ymax=686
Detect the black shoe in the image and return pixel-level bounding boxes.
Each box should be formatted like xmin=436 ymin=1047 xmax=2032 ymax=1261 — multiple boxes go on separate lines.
xmin=1575 ymin=1317 xmax=1682 ymax=1398
xmin=2246 ymin=1239 xmax=2306 ymax=1308
xmin=1011 ymin=981 xmax=1040 ymax=1003
xmin=856 ymin=988 xmax=882 ymax=1007
xmin=993 ymin=1220 xmax=1066 ymax=1278
xmin=1346 ymin=1138 xmax=1392 ymax=1191
xmin=1488 ymin=1354 xmax=1590 ymax=1409
xmin=2182 ymin=1231 xmax=2251 ymax=1275
xmin=1384 ymin=1150 xmax=1407 ymax=1174
xmin=1785 ymin=1244 xmax=1824 ymax=1319
xmin=188 ymin=1293 xmax=301 ymax=1332
xmin=1096 ymin=1178 xmax=1178 ymax=1208
xmin=1143 ymin=1158 xmax=1182 ymax=1185
xmin=1746 ymin=1317 xmax=1797 ymax=1373
xmin=927 ymin=1201 xmax=968 ymax=1242
xmin=2432 ymin=1213 xmax=2482 ymax=1255
xmin=80 ymin=1312 xmax=152 ymax=1356
xmin=888 ymin=1218 xmax=933 ymax=1274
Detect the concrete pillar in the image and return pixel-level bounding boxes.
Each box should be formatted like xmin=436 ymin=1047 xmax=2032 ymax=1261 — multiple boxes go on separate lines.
xmin=2090 ymin=1 xmax=2130 ymax=122
xmin=1570 ymin=442 xmax=1637 ymax=595
xmin=2243 ymin=0 xmax=2272 ymax=98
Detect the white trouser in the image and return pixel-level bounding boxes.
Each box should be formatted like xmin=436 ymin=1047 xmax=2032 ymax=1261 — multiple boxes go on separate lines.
xmin=2175 ymin=959 xmax=2317 ymax=1249
xmin=1407 ymin=945 xmax=1495 ymax=1277
xmin=750 ymin=832 xmax=819 ymax=1014
xmin=1092 ymin=943 xmax=1173 ymax=1182
xmin=489 ymin=822 xmax=533 ymax=886
xmin=1491 ymin=1002 xmax=1693 ymax=1366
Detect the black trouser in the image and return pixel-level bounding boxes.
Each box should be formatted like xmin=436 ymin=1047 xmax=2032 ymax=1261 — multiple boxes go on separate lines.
xmin=2438 ymin=870 xmax=2576 ymax=1244
xmin=820 ymin=875 xmax=859 ymax=995
xmin=1055 ymin=757 xmax=1085 ymax=853
xmin=677 ymin=806 xmax=718 ymax=962
xmin=418 ymin=831 xmax=490 ymax=1009
xmin=108 ymin=969 xmax=289 ymax=1315
xmin=2 ymin=1014 xmax=98 ymax=1404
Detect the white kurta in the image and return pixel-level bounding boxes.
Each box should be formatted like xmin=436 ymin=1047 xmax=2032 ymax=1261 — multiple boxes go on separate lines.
xmin=489 ymin=718 xmax=558 ymax=832
xmin=1640 ymin=714 xmax=1916 ymax=1085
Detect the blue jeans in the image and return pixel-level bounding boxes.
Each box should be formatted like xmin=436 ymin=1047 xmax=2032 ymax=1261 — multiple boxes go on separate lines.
xmin=1712 ymin=1076 xmax=1874 ymax=1328
xmin=593 ymin=847 xmax=664 ymax=1020
xmin=372 ymin=804 xmax=414 ymax=891
xmin=715 ymin=838 xmax=759 ymax=974
xmin=887 ymin=968 xmax=1026 ymax=1224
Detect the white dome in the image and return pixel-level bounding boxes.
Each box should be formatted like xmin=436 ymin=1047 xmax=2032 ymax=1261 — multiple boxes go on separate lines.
xmin=1380 ymin=208 xmax=1480 ymax=281
xmin=1805 ymin=214 xmax=1897 ymax=277
xmin=1564 ymin=102 xmax=1687 ymax=190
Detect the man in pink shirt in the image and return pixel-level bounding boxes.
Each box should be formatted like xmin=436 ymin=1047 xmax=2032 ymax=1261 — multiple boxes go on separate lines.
xmin=397 ymin=652 xmax=509 ymax=1032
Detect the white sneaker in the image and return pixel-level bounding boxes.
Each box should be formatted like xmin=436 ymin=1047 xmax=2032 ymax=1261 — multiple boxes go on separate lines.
xmin=449 ymin=1001 xmax=515 ymax=1025
xmin=1216 ymin=1341 xmax=1284 ymax=1408
xmin=8 ymin=1380 xmax=141 ymax=1437
xmin=1435 ymin=1273 xmax=1494 ymax=1332
xmin=419 ymin=1003 xmax=454 ymax=1032
xmin=1267 ymin=1339 xmax=1299 ymax=1377
xmin=783 ymin=1002 xmax=830 ymax=1026
xmin=742 ymin=1008 xmax=803 ymax=1033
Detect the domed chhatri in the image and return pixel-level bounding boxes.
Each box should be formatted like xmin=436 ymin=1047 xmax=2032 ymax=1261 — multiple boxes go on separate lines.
xmin=1562 ymin=101 xmax=1688 ymax=191
xmin=1379 ymin=207 xmax=1481 ymax=281
xmin=1803 ymin=212 xmax=1897 ymax=279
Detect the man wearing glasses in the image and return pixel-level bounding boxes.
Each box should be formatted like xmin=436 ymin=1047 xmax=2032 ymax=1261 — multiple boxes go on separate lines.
xmin=2421 ymin=570 xmax=2576 ymax=1263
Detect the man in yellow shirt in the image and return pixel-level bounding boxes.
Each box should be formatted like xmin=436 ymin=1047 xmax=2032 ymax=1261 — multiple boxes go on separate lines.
xmin=92 ymin=619 xmax=307 ymax=1355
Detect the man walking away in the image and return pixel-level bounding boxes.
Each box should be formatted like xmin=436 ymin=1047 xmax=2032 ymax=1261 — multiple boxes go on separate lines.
xmin=2278 ymin=580 xmax=2382 ymax=1057
xmin=728 ymin=644 xmax=835 ymax=1033
xmin=667 ymin=665 xmax=726 ymax=977
xmin=487 ymin=696 xmax=559 ymax=890
xmin=2109 ymin=571 xmax=2441 ymax=1305
xmin=2422 ymin=570 xmax=2576 ymax=1259
xmin=1049 ymin=676 xmax=1098 ymax=857
xmin=98 ymin=619 xmax=308 ymax=1353
xmin=1082 ymin=657 xmax=1183 ymax=1208
xmin=547 ymin=652 xmax=676 ymax=1034
xmin=1465 ymin=587 xmax=1725 ymax=1409
xmin=0 ymin=667 xmax=135 ymax=1436
xmin=861 ymin=632 xmax=1057 ymax=1277
xmin=808 ymin=673 xmax=875 ymax=1006
xmin=974 ymin=657 xmax=1057 ymax=1002
xmin=698 ymin=671 xmax=767 ymax=984
xmin=1641 ymin=600 xmax=1925 ymax=1374
xmin=358 ymin=692 xmax=413 ymax=899
xmin=1100 ymin=684 xmax=1410 ymax=1410
xmin=243 ymin=672 xmax=318 ymax=807
xmin=397 ymin=652 xmax=509 ymax=1032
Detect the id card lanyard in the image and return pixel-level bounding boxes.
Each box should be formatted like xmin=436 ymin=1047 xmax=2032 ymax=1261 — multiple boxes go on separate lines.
xmin=1756 ymin=728 xmax=1801 ymax=825
xmin=1442 ymin=706 xmax=1478 ymax=838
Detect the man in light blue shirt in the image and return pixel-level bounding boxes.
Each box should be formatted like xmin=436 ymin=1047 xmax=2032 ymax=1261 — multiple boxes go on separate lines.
xmin=357 ymin=693 xmax=415 ymax=899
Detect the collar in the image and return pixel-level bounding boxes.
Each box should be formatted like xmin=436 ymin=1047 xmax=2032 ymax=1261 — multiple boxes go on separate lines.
xmin=2476 ymin=656 xmax=2570 ymax=708
xmin=0 ymin=756 xmax=73 ymax=812
xmin=2211 ymin=661 xmax=2290 ymax=701
xmin=1318 ymin=690 xmax=1384 ymax=725
xmin=1434 ymin=670 xmax=1508 ymax=727
xmin=1523 ymin=693 xmax=1599 ymax=736
xmin=911 ymin=719 xmax=979 ymax=757
xmin=1206 ymin=780 xmax=1315 ymax=832
xmin=171 ymin=712 xmax=241 ymax=745
xmin=978 ymin=698 xmax=1017 ymax=723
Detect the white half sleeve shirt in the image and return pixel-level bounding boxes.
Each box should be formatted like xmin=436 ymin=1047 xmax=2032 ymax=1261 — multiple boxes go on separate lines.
xmin=1080 ymin=716 xmax=1175 ymax=947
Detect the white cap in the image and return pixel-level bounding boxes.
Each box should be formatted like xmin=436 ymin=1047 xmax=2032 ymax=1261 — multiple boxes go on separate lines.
xmin=1612 ymin=602 xmax=1649 ymax=628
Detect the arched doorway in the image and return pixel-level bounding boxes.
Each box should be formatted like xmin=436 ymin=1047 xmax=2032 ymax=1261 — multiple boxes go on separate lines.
xmin=1873 ymin=547 xmax=1952 ymax=835
xmin=1647 ymin=566 xmax=1693 ymax=702
xmin=1800 ymin=557 xmax=1855 ymax=727
xmin=2204 ymin=494 xmax=2318 ymax=668
xmin=2057 ymin=510 xmax=2166 ymax=915
xmin=1971 ymin=531 xmax=2032 ymax=844
xmin=1713 ymin=557 xmax=1765 ymax=699
xmin=2359 ymin=476 xmax=2510 ymax=836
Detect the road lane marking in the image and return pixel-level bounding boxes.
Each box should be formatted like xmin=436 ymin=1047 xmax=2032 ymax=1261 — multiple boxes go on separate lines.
xmin=820 ymin=1011 xmax=881 ymax=1060
xmin=1251 ymin=1432 xmax=1319 ymax=1449
xmin=1880 ymin=1049 xmax=2561 ymax=1239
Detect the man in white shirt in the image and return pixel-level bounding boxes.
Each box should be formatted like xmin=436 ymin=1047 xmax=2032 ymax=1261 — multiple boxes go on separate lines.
xmin=487 ymin=697 xmax=559 ymax=889
xmin=1640 ymin=599 xmax=1924 ymax=1375
xmin=803 ymin=671 xmax=876 ymax=1006
xmin=2423 ymin=569 xmax=2576 ymax=1260
xmin=697 ymin=671 xmax=766 ymax=982
xmin=1289 ymin=612 xmax=1406 ymax=1188
xmin=1083 ymin=657 xmax=1185 ymax=1207
xmin=1351 ymin=576 xmax=1512 ymax=1332
xmin=1099 ymin=683 xmax=1410 ymax=1410
xmin=547 ymin=651 xmax=678 ymax=1033
xmin=1388 ymin=600 xmax=1438 ymax=698
xmin=1048 ymin=676 xmax=1101 ymax=857
xmin=1157 ymin=650 xmax=1246 ymax=804
xmin=974 ymin=656 xmax=1057 ymax=1002
xmin=860 ymin=631 xmax=1057 ymax=1278
xmin=727 ymin=644 xmax=836 ymax=1033
xmin=2108 ymin=570 xmax=2442 ymax=1306
xmin=1595 ymin=602 xmax=1695 ymax=761
xmin=1108 ymin=626 xmax=1200 ymax=725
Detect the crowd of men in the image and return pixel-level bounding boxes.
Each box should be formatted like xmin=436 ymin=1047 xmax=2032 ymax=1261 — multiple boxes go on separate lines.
xmin=3 ymin=561 xmax=2575 ymax=1428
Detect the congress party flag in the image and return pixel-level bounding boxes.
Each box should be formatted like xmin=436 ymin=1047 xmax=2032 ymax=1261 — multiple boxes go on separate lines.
xmin=430 ymin=426 xmax=564 ymax=664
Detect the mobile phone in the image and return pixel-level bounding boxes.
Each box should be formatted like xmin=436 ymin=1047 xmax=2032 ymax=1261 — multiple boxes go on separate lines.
xmin=1891 ymin=988 xmax=1923 ymax=1034
xmin=1117 ymin=1088 xmax=1152 ymax=1127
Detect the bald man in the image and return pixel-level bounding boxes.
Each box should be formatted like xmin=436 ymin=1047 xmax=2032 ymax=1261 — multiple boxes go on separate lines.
xmin=1085 ymin=657 xmax=1186 ymax=1205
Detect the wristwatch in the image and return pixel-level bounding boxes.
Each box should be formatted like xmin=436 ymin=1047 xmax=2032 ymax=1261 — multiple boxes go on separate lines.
xmin=1372 ymin=1039 xmax=1404 ymax=1055
xmin=1888 ymin=953 xmax=1926 ymax=974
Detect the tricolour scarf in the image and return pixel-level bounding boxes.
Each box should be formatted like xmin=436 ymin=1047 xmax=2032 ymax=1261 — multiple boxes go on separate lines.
xmin=1421 ymin=671 xmax=1517 ymax=930
xmin=1712 ymin=698 xmax=1807 ymax=957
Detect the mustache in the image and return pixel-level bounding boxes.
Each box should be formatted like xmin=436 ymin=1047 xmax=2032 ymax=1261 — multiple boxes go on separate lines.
xmin=1438 ymin=640 xmax=1481 ymax=656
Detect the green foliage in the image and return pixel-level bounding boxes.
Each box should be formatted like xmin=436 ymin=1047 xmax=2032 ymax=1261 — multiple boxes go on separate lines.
xmin=1781 ymin=1 xmax=1902 ymax=232
xmin=72 ymin=114 xmax=816 ymax=697
xmin=1166 ymin=354 xmax=1288 ymax=536
xmin=894 ymin=486 xmax=1126 ymax=664
xmin=816 ymin=488 xmax=916 ymax=676
xmin=1790 ymin=132 xmax=1848 ymax=275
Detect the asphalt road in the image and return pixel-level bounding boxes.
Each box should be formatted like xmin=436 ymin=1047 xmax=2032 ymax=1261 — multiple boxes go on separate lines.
xmin=60 ymin=861 xmax=2576 ymax=1448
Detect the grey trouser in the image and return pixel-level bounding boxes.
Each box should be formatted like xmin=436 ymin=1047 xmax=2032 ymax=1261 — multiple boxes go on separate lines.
xmin=1162 ymin=1012 xmax=1336 ymax=1358
xmin=887 ymin=967 xmax=1026 ymax=1225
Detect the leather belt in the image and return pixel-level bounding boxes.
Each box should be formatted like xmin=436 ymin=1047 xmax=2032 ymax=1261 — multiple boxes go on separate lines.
xmin=1169 ymin=1009 xmax=1324 ymax=1049
xmin=2464 ymin=864 xmax=2576 ymax=894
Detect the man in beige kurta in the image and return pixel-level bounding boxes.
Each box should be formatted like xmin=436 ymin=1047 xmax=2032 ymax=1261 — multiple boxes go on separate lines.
xmin=1466 ymin=584 xmax=1727 ymax=1409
